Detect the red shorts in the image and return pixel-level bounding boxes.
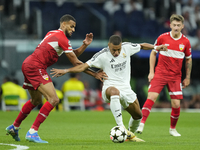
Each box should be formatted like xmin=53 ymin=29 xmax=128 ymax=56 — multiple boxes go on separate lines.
xmin=22 ymin=63 xmax=52 ymax=90
xmin=148 ymin=75 xmax=183 ymax=99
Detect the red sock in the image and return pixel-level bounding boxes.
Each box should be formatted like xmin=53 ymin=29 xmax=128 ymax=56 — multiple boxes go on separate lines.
xmin=31 ymin=101 xmax=54 ymax=131
xmin=141 ymin=99 xmax=155 ymax=124
xmin=13 ymin=100 xmax=36 ymax=127
xmin=170 ymin=107 xmax=180 ymax=129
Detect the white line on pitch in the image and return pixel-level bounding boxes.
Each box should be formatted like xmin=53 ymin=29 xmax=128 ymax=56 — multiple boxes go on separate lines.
xmin=0 ymin=143 xmax=29 ymax=150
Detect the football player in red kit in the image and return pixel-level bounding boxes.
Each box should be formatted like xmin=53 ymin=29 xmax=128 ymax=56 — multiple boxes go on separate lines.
xmin=136 ymin=14 xmax=192 ymax=137
xmin=6 ymin=14 xmax=107 ymax=143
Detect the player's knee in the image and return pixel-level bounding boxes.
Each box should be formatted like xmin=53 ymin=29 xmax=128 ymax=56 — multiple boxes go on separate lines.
xmin=147 ymin=92 xmax=158 ymax=102
xmin=135 ymin=113 xmax=142 ymax=120
xmin=131 ymin=111 xmax=142 ymax=120
xmin=31 ymin=98 xmax=42 ymax=106
xmin=109 ymin=88 xmax=120 ymax=96
xmin=48 ymin=96 xmax=60 ymax=106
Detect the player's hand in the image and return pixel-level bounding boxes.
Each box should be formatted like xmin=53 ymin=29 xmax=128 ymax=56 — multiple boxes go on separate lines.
xmin=148 ymin=72 xmax=154 ymax=82
xmin=50 ymin=68 xmax=68 ymax=77
xmin=83 ymin=33 xmax=93 ymax=46
xmin=182 ymin=78 xmax=190 ymax=89
xmin=156 ymin=45 xmax=168 ymax=51
xmin=95 ymin=70 xmax=108 ymax=82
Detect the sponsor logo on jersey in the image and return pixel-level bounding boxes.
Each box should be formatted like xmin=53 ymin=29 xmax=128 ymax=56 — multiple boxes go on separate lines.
xmin=110 ymin=58 xmax=115 ymax=63
xmin=165 ymin=43 xmax=170 ymax=46
xmin=179 ymin=44 xmax=185 ymax=51
xmin=123 ymin=53 xmax=126 ymax=58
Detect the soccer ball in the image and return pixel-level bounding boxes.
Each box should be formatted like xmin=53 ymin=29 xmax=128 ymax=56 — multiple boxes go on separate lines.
xmin=110 ymin=126 xmax=127 ymax=143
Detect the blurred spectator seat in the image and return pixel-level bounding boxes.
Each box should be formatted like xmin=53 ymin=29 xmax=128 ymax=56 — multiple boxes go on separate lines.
xmin=1 ymin=95 xmax=22 ymax=111
xmin=63 ymin=91 xmax=85 ymax=111
xmin=1 ymin=77 xmax=27 ymax=111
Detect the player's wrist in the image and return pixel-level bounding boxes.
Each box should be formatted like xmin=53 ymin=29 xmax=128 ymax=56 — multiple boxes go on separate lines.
xmin=154 ymin=46 xmax=158 ymax=50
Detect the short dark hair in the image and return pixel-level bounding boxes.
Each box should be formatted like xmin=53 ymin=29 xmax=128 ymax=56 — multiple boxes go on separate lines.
xmin=60 ymin=14 xmax=76 ymax=23
xmin=3 ymin=76 xmax=11 ymax=82
xmin=170 ymin=14 xmax=184 ymax=23
xmin=109 ymin=35 xmax=122 ymax=45
xmin=70 ymin=73 xmax=76 ymax=78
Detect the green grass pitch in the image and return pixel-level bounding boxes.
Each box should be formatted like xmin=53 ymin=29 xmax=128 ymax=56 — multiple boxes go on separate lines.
xmin=0 ymin=110 xmax=200 ymax=150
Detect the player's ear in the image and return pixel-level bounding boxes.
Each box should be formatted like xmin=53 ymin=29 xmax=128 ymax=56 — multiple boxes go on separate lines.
xmin=61 ymin=22 xmax=66 ymax=28
xmin=182 ymin=24 xmax=184 ymax=30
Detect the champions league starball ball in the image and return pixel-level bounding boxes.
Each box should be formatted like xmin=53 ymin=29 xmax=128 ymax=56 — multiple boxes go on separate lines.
xmin=110 ymin=126 xmax=127 ymax=143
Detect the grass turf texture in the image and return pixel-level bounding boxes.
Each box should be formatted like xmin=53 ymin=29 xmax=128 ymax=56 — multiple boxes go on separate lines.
xmin=0 ymin=110 xmax=199 ymax=150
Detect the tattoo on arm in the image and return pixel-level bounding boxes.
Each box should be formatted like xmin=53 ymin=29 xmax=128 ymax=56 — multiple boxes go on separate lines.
xmin=186 ymin=58 xmax=192 ymax=79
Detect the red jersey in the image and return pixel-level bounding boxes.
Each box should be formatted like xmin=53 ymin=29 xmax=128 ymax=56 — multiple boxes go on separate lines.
xmin=23 ymin=29 xmax=73 ymax=69
xmin=154 ymin=32 xmax=192 ymax=80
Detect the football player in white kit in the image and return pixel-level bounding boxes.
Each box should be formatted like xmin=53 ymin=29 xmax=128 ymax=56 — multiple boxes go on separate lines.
xmin=51 ymin=35 xmax=167 ymax=142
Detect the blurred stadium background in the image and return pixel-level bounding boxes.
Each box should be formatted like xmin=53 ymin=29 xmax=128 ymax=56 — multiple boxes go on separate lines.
xmin=0 ymin=0 xmax=200 ymax=108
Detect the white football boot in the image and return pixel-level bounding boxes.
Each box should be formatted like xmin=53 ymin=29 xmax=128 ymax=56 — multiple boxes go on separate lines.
xmin=169 ymin=128 xmax=181 ymax=137
xmin=135 ymin=123 xmax=144 ymax=134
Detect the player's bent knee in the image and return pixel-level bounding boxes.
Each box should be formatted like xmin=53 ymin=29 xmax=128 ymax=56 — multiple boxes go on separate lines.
xmin=48 ymin=97 xmax=60 ymax=106
xmin=31 ymin=99 xmax=43 ymax=106
xmin=135 ymin=114 xmax=142 ymax=120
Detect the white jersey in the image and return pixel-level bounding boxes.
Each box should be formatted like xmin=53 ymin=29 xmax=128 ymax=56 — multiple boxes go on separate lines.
xmin=86 ymin=42 xmax=141 ymax=88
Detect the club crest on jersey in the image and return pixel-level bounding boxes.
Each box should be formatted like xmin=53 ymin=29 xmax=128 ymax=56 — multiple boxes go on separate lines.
xmin=42 ymin=74 xmax=49 ymax=80
xmin=179 ymin=44 xmax=185 ymax=51
xmin=123 ymin=53 xmax=126 ymax=58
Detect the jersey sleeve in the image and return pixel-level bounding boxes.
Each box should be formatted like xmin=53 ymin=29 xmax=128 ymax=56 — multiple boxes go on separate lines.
xmin=123 ymin=42 xmax=141 ymax=56
xmin=185 ymin=40 xmax=192 ymax=58
xmin=86 ymin=51 xmax=103 ymax=69
xmin=58 ymin=35 xmax=73 ymax=53
xmin=129 ymin=43 xmax=141 ymax=56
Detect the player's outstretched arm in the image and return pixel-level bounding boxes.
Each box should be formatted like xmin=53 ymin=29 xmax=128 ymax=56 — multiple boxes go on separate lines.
xmin=51 ymin=64 xmax=108 ymax=82
xmin=148 ymin=51 xmax=157 ymax=82
xmin=140 ymin=43 xmax=167 ymax=51
xmin=73 ymin=33 xmax=93 ymax=57
xmin=51 ymin=63 xmax=89 ymax=78
xmin=182 ymin=57 xmax=192 ymax=88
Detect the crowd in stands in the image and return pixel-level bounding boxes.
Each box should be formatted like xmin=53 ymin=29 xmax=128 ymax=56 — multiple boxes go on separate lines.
xmin=1 ymin=0 xmax=200 ymax=51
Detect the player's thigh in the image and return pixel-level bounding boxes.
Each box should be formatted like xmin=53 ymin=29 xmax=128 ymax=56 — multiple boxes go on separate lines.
xmin=148 ymin=76 xmax=167 ymax=101
xmin=22 ymin=63 xmax=52 ymax=90
xmin=28 ymin=89 xmax=43 ymax=106
xmin=167 ymin=80 xmax=183 ymax=100
xmin=125 ymin=99 xmax=142 ymax=120
xmin=147 ymin=92 xmax=160 ymax=102
xmin=37 ymin=82 xmax=59 ymax=106
xmin=119 ymin=87 xmax=137 ymax=108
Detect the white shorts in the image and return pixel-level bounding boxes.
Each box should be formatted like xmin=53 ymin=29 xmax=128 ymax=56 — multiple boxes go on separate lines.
xmin=102 ymin=85 xmax=137 ymax=109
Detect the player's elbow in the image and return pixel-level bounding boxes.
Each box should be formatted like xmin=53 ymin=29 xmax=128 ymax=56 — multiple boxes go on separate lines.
xmin=73 ymin=61 xmax=83 ymax=66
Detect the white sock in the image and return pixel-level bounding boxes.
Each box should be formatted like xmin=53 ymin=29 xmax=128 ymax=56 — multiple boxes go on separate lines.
xmin=13 ymin=125 xmax=19 ymax=130
xmin=110 ymin=95 xmax=124 ymax=126
xmin=128 ymin=117 xmax=141 ymax=133
xmin=29 ymin=128 xmax=37 ymax=134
